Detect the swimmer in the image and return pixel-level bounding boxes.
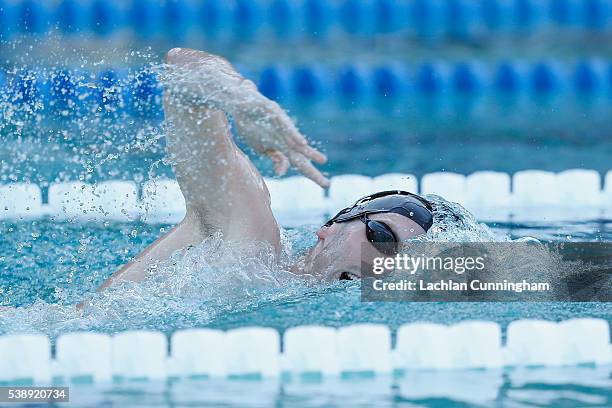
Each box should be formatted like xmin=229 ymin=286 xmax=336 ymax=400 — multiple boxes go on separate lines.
xmin=98 ymin=48 xmax=434 ymax=289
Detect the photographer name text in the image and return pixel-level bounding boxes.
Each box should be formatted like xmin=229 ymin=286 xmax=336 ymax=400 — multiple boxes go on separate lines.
xmin=372 ymin=279 xmax=550 ymax=293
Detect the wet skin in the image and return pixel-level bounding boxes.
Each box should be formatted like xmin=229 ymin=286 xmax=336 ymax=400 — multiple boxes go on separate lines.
xmin=300 ymin=213 xmax=426 ymax=280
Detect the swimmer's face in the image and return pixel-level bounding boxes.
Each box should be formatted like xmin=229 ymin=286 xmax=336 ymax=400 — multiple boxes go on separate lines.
xmin=301 ymin=213 xmax=426 ymax=280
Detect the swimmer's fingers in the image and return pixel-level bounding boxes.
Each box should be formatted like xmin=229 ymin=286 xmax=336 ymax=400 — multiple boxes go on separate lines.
xmin=275 ymin=116 xmax=327 ymax=165
xmin=266 ymin=150 xmax=289 ymax=176
xmin=237 ymin=99 xmax=327 ymax=173
xmin=288 ymin=151 xmax=330 ymax=188
xmin=297 ymin=144 xmax=327 ymax=165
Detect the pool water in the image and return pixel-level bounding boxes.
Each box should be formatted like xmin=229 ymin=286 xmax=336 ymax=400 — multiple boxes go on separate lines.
xmin=1 ymin=191 xmax=610 ymax=392
xmin=57 ymin=366 xmax=612 ymax=407
xmin=1 ymin=216 xmax=611 ymax=407
xmin=2 ymin=97 xmax=611 ymax=185
xmin=0 ymin=34 xmax=610 ymax=408
xmin=1 ymin=215 xmax=610 ymax=339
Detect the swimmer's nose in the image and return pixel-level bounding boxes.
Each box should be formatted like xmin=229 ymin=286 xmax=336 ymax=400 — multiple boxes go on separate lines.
xmin=316 ymin=225 xmax=331 ymax=239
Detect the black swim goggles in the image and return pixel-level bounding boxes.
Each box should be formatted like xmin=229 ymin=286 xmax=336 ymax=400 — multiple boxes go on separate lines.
xmin=324 ymin=190 xmax=434 ymax=255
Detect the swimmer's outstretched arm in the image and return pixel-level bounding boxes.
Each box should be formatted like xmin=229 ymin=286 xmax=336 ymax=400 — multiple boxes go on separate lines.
xmin=97 ymin=48 xmax=328 ymax=291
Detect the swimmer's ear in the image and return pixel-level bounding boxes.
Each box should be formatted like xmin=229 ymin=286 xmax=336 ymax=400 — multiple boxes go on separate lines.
xmin=266 ymin=149 xmax=289 ymax=176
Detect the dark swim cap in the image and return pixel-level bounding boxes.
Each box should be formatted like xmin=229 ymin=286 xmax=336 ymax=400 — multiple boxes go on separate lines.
xmin=324 ymin=190 xmax=434 ymax=232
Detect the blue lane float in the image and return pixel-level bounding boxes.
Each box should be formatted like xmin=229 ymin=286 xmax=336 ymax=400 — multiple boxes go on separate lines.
xmin=445 ymin=0 xmax=480 ymax=39
xmin=305 ymin=0 xmax=334 ymax=37
xmin=7 ymin=69 xmax=47 ymax=107
xmin=163 ymin=0 xmax=194 ymax=39
xmin=48 ymin=69 xmax=78 ymax=114
xmin=56 ymin=0 xmax=85 ymax=34
xmin=97 ymin=70 xmax=130 ymax=113
xmin=17 ymin=0 xmax=50 ymax=34
xmin=337 ymin=65 xmax=367 ymax=101
xmin=0 ymin=61 xmax=611 ymax=115
xmin=411 ymin=0 xmax=446 ymax=38
xmin=372 ymin=65 xmax=404 ymax=98
xmin=414 ymin=62 xmax=448 ymax=95
xmin=268 ymin=0 xmax=298 ymax=37
xmin=292 ymin=66 xmax=327 ymax=100
xmin=129 ymin=70 xmax=163 ymax=119
xmin=530 ymin=62 xmax=562 ymax=94
xmin=0 ymin=0 xmax=610 ymax=41
xmin=129 ymin=0 xmax=163 ymax=40
xmin=494 ymin=62 xmax=524 ymax=93
xmin=583 ymin=0 xmax=612 ymax=29
xmin=451 ymin=62 xmax=484 ymax=94
xmin=258 ymin=66 xmax=288 ymax=102
xmin=573 ymin=59 xmax=606 ymax=94
xmin=91 ymin=0 xmax=120 ymax=36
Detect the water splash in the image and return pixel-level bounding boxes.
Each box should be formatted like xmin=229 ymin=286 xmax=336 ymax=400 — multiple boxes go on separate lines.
xmin=0 ymin=43 xmax=606 ymax=338
xmin=0 ymin=39 xmax=167 ymax=186
xmin=0 ymin=195 xmax=538 ymax=338
xmin=0 ymin=227 xmax=319 ymax=336
xmin=425 ymin=194 xmax=511 ymax=242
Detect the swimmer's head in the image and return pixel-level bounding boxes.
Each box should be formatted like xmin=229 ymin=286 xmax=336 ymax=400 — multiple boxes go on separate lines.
xmin=302 ymin=191 xmax=434 ymax=280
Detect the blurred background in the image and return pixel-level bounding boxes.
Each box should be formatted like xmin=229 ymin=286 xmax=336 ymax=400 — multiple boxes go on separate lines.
xmin=0 ymin=0 xmax=611 ymax=188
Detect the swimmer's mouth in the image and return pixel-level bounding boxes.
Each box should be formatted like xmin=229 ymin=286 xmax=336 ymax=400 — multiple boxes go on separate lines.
xmin=339 ymin=271 xmax=361 ymax=280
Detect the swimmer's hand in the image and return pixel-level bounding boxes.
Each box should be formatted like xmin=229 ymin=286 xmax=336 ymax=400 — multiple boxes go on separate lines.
xmin=232 ymin=93 xmax=330 ymax=188
xmin=165 ymin=48 xmax=329 ymax=188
